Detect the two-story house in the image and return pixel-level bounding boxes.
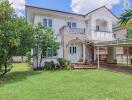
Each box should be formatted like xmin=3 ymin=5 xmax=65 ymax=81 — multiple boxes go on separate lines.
xmin=26 ymin=5 xmax=118 ymax=68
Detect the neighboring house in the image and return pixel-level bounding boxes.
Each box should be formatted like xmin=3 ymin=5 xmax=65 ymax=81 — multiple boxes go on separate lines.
xmin=26 ymin=5 xmax=119 ymax=68
xmin=113 ymin=24 xmax=132 ymax=64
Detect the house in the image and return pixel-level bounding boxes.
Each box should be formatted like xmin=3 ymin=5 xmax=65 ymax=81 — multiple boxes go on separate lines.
xmin=26 ymin=5 xmax=123 ymax=68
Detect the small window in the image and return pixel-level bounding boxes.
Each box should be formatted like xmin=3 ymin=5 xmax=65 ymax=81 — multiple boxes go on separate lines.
xmin=72 ymin=23 xmax=76 ymax=28
xmin=113 ymin=34 xmax=116 ymax=38
xmin=47 ymin=48 xmax=57 ymax=57
xmin=67 ymin=22 xmax=76 ymax=28
xmin=43 ymin=18 xmax=52 ymax=28
xmin=48 ymin=19 xmax=52 ymax=28
xmin=43 ymin=19 xmax=48 ymax=26
xmin=67 ymin=22 xmax=72 ymax=28
xmin=96 ymin=25 xmax=100 ymax=31
xmin=74 ymin=47 xmax=76 ymax=54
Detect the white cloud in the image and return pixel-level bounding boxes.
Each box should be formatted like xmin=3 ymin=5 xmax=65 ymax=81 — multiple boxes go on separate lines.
xmin=71 ymin=0 xmax=121 ymax=14
xmin=9 ymin=0 xmax=25 ymax=16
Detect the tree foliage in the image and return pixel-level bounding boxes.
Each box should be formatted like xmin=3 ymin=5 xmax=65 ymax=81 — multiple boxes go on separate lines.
xmin=119 ymin=9 xmax=132 ymax=26
xmin=0 ymin=0 xmax=34 ymax=76
xmin=33 ymin=23 xmax=59 ymax=68
xmin=127 ymin=28 xmax=132 ymax=38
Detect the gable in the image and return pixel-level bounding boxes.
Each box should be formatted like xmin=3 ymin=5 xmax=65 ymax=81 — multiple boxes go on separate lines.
xmin=85 ymin=6 xmax=118 ymax=23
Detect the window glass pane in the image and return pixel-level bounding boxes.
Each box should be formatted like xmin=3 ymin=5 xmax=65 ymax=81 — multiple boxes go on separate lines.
xmin=47 ymin=48 xmax=52 ymax=57
xmin=43 ymin=19 xmax=47 ymax=26
xmin=96 ymin=25 xmax=100 ymax=31
xmin=48 ymin=19 xmax=52 ymax=27
xmin=67 ymin=22 xmax=72 ymax=28
xmin=74 ymin=47 xmax=76 ymax=54
xmin=53 ymin=49 xmax=57 ymax=56
xmin=72 ymin=23 xmax=76 ymax=28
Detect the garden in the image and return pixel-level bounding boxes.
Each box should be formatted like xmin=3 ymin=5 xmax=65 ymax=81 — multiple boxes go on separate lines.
xmin=1 ymin=63 xmax=132 ymax=100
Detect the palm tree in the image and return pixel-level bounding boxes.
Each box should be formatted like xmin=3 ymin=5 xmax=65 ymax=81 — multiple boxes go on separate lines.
xmin=119 ymin=9 xmax=132 ymax=26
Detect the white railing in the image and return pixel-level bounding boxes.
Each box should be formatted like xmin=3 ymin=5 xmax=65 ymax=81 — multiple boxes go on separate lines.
xmin=91 ymin=31 xmax=115 ymax=41
xmin=68 ymin=28 xmax=85 ymax=34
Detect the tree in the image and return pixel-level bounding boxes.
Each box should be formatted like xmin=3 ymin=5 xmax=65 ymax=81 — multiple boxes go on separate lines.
xmin=127 ymin=28 xmax=132 ymax=38
xmin=119 ymin=9 xmax=132 ymax=26
xmin=33 ymin=23 xmax=59 ymax=68
xmin=0 ymin=0 xmax=34 ymax=76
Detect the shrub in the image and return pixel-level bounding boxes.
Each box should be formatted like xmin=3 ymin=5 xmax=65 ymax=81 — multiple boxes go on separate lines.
xmin=57 ymin=58 xmax=66 ymax=69
xmin=66 ymin=60 xmax=72 ymax=70
xmin=44 ymin=61 xmax=56 ymax=70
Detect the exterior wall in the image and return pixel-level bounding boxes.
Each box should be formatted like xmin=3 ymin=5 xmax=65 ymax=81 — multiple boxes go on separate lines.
xmin=113 ymin=29 xmax=127 ymax=39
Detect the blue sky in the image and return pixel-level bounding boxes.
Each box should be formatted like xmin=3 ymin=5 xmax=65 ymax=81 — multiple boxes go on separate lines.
xmin=26 ymin=0 xmax=131 ymax=17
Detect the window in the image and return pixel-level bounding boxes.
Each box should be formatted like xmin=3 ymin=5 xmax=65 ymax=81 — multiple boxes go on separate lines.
xmin=72 ymin=23 xmax=76 ymax=28
xmin=47 ymin=48 xmax=57 ymax=57
xmin=48 ymin=19 xmax=52 ymax=28
xmin=70 ymin=47 xmax=77 ymax=54
xmin=113 ymin=34 xmax=116 ymax=38
xmin=43 ymin=19 xmax=48 ymax=26
xmin=43 ymin=18 xmax=53 ymax=28
xmin=67 ymin=22 xmax=76 ymax=28
xmin=96 ymin=25 xmax=100 ymax=31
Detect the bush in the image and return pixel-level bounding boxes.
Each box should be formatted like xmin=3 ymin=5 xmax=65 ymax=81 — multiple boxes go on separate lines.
xmin=44 ymin=61 xmax=56 ymax=70
xmin=66 ymin=60 xmax=72 ymax=70
xmin=57 ymin=58 xmax=66 ymax=69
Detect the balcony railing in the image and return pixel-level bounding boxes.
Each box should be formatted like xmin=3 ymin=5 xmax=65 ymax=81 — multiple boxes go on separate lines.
xmin=91 ymin=30 xmax=115 ymax=41
xmin=68 ymin=28 xmax=85 ymax=34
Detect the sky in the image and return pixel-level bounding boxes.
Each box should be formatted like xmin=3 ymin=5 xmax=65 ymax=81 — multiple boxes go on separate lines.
xmin=9 ymin=0 xmax=132 ymax=17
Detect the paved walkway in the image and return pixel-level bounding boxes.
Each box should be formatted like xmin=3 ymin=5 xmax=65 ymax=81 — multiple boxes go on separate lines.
xmin=101 ymin=64 xmax=132 ymax=75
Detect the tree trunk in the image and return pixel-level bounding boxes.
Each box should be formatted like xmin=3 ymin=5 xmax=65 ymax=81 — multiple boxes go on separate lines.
xmin=39 ymin=54 xmax=43 ymax=68
xmin=36 ymin=45 xmax=39 ymax=69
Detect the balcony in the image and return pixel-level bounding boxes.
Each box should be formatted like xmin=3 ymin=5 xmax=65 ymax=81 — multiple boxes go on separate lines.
xmin=60 ymin=26 xmax=86 ymax=42
xmin=91 ymin=30 xmax=115 ymax=41
xmin=68 ymin=28 xmax=85 ymax=34
xmin=60 ymin=26 xmax=85 ymax=34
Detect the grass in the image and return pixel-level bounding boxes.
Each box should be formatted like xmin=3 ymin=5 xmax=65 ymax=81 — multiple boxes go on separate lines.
xmin=0 ymin=63 xmax=132 ymax=100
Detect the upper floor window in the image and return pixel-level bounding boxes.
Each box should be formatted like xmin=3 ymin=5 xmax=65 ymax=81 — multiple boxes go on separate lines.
xmin=43 ymin=18 xmax=52 ymax=28
xmin=113 ymin=34 xmax=116 ymax=39
xmin=67 ymin=22 xmax=76 ymax=28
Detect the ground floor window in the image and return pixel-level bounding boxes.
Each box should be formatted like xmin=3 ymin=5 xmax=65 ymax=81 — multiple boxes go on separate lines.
xmin=47 ymin=48 xmax=57 ymax=57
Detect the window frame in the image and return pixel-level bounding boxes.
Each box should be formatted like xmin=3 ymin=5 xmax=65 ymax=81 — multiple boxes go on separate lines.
xmin=47 ymin=48 xmax=57 ymax=58
xmin=67 ymin=22 xmax=77 ymax=29
xmin=43 ymin=18 xmax=53 ymax=28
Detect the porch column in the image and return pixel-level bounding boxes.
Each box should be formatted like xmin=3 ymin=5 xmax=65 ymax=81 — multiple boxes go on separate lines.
xmin=94 ymin=47 xmax=97 ymax=62
xmin=83 ymin=43 xmax=86 ymax=62
xmin=107 ymin=46 xmax=116 ymax=64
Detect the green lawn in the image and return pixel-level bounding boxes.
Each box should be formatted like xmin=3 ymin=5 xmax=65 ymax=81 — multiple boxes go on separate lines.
xmin=0 ymin=63 xmax=132 ymax=100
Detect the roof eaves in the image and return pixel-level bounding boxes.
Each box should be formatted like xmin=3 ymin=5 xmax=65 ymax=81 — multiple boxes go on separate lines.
xmin=25 ymin=5 xmax=85 ymax=17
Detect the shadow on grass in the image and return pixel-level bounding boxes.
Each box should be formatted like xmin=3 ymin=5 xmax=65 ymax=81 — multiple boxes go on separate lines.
xmin=0 ymin=70 xmax=42 ymax=87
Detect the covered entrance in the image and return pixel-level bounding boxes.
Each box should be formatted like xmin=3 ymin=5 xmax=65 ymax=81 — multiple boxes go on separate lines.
xmin=67 ymin=39 xmax=85 ymax=63
xmin=94 ymin=39 xmax=132 ymax=69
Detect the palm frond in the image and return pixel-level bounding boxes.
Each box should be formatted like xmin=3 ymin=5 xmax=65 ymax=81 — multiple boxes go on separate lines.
xmin=119 ymin=9 xmax=132 ymax=26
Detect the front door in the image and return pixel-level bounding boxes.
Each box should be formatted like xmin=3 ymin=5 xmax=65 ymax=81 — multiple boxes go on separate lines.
xmin=69 ymin=46 xmax=77 ymax=63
